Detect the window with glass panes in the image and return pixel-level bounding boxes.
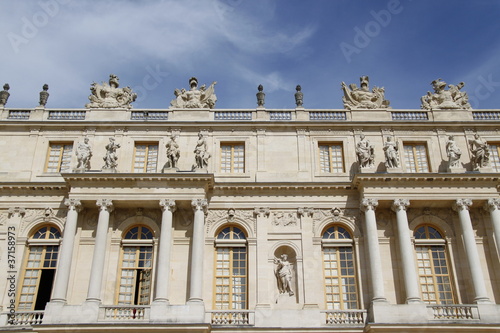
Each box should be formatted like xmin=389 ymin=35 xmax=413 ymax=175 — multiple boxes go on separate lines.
xmin=319 ymin=143 xmax=344 ymax=173
xmin=17 ymin=226 xmax=61 ymax=310
xmin=490 ymin=143 xmax=500 ymax=172
xmin=45 ymin=143 xmax=73 ymax=172
xmin=322 ymin=225 xmax=359 ymax=310
xmin=116 ymin=226 xmax=154 ymax=305
xmin=214 ymin=226 xmax=247 ymax=310
xmin=221 ymin=143 xmax=245 ymax=173
xmin=133 ymin=143 xmax=158 ymax=173
xmin=404 ymin=143 xmax=429 ymax=172
xmin=414 ymin=225 xmax=455 ymax=304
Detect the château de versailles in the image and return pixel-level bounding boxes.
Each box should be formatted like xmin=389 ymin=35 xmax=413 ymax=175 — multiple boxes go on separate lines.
xmin=0 ymin=74 xmax=499 ymax=333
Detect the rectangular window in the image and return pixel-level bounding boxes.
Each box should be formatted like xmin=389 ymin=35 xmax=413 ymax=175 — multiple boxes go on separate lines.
xmin=133 ymin=143 xmax=158 ymax=173
xmin=319 ymin=143 xmax=344 ymax=173
xmin=214 ymin=247 xmax=247 ymax=310
xmin=323 ymin=247 xmax=358 ymax=310
xmin=404 ymin=143 xmax=429 ymax=173
xmin=416 ymin=245 xmax=455 ymax=304
xmin=117 ymin=246 xmax=153 ymax=305
xmin=45 ymin=143 xmax=73 ymax=173
xmin=221 ymin=143 xmax=245 ymax=173
xmin=490 ymin=143 xmax=500 ymax=172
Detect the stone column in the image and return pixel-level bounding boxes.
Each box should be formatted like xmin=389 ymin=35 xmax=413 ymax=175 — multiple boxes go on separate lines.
xmin=86 ymin=199 xmax=113 ymax=302
xmin=51 ymin=198 xmax=81 ymax=302
xmin=189 ymin=199 xmax=207 ymax=303
xmin=155 ymin=199 xmax=176 ymax=303
xmin=391 ymin=199 xmax=421 ymax=303
xmin=485 ymin=198 xmax=500 ymax=258
xmin=453 ymin=199 xmax=491 ymax=304
xmin=360 ymin=198 xmax=386 ymax=302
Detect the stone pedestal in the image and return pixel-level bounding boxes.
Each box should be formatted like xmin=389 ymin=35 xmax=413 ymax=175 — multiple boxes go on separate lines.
xmin=101 ymin=168 xmax=117 ymax=173
xmin=385 ymin=167 xmax=403 ymax=173
xmin=447 ymin=166 xmax=466 ymax=173
xmin=162 ymin=167 xmax=179 ymax=173
xmin=359 ymin=166 xmax=377 ymax=173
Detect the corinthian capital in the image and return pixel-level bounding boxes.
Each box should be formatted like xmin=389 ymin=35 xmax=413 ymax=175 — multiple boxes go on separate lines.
xmin=360 ymin=198 xmax=378 ymax=212
xmin=96 ymin=199 xmax=114 ymax=213
xmin=485 ymin=198 xmax=500 ymax=212
xmin=191 ymin=199 xmax=208 ymax=214
xmin=453 ymin=198 xmax=472 ymax=212
xmin=392 ymin=199 xmax=410 ymax=212
xmin=65 ymin=198 xmax=82 ymax=212
xmin=160 ymin=199 xmax=176 ymax=213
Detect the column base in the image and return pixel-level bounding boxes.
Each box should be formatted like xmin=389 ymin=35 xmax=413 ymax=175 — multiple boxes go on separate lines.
xmin=474 ymin=296 xmax=492 ymax=304
xmin=406 ymin=297 xmax=423 ymax=304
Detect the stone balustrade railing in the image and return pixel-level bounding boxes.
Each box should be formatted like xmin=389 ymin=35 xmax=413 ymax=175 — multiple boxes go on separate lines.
xmin=6 ymin=311 xmax=44 ymax=326
xmin=208 ymin=310 xmax=254 ymax=325
xmin=428 ymin=305 xmax=479 ymax=320
xmin=2 ymin=107 xmax=496 ymax=123
xmin=100 ymin=305 xmax=149 ymax=321
xmin=322 ymin=309 xmax=366 ymax=325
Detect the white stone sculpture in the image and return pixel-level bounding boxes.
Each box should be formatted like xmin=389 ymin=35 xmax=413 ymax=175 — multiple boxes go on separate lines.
xmin=274 ymin=254 xmax=294 ymax=296
xmin=165 ymin=135 xmax=180 ymax=170
xmin=421 ymin=79 xmax=471 ymax=110
xmin=76 ymin=137 xmax=92 ymax=170
xmin=446 ymin=135 xmax=462 ymax=169
xmin=192 ymin=132 xmax=210 ymax=171
xmin=102 ymin=137 xmax=120 ymax=171
xmin=341 ymin=76 xmax=390 ymax=110
xmin=383 ymin=136 xmax=399 ymax=169
xmin=469 ymin=133 xmax=490 ymax=170
xmin=169 ymin=77 xmax=217 ymax=109
xmin=356 ymin=134 xmax=375 ymax=168
xmin=86 ymin=74 xmax=137 ymax=109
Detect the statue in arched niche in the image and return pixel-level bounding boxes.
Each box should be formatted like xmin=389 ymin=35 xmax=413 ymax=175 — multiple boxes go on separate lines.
xmin=274 ymin=253 xmax=295 ymax=296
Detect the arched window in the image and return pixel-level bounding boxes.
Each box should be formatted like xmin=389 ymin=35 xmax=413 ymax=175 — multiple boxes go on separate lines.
xmin=17 ymin=225 xmax=61 ymax=310
xmin=116 ymin=226 xmax=154 ymax=305
xmin=414 ymin=225 xmax=455 ymax=304
xmin=213 ymin=226 xmax=247 ymax=310
xmin=322 ymin=225 xmax=359 ymax=310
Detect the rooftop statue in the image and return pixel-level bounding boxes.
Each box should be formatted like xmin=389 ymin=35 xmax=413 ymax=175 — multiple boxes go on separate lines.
xmin=170 ymin=77 xmax=217 ymax=109
xmin=86 ymin=74 xmax=137 ymax=109
xmin=294 ymin=85 xmax=303 ymax=107
xmin=341 ymin=76 xmax=390 ymax=110
xmin=256 ymin=84 xmax=265 ymax=107
xmin=421 ymin=79 xmax=471 ymax=110
xmin=39 ymin=84 xmax=49 ymax=107
xmin=0 ymin=83 xmax=10 ymax=107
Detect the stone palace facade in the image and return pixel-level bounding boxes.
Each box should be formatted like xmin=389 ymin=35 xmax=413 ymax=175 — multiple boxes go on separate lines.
xmin=0 ymin=76 xmax=499 ymax=332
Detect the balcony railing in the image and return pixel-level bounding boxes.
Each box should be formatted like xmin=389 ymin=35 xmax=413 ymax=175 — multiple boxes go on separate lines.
xmin=309 ymin=111 xmax=347 ymax=121
xmin=392 ymin=111 xmax=429 ymax=121
xmin=208 ymin=310 xmax=254 ymax=326
xmin=322 ymin=309 xmax=366 ymax=325
xmin=428 ymin=305 xmax=478 ymax=320
xmin=472 ymin=111 xmax=500 ymax=120
xmin=214 ymin=111 xmax=253 ymax=120
xmin=48 ymin=110 xmax=86 ymax=120
xmin=7 ymin=311 xmax=44 ymax=326
xmin=8 ymin=110 xmax=31 ymax=119
xmin=131 ymin=111 xmax=168 ymax=120
xmin=270 ymin=111 xmax=292 ymax=120
xmin=100 ymin=305 xmax=149 ymax=321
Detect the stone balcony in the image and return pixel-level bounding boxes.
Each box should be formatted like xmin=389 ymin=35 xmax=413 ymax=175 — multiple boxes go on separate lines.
xmin=1 ymin=106 xmax=499 ymax=123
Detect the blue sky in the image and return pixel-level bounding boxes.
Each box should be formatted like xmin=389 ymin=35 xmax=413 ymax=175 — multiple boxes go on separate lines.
xmin=1 ymin=0 xmax=499 ymax=110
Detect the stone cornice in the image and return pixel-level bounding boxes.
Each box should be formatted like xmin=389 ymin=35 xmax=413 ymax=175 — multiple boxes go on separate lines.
xmin=0 ymin=182 xmax=68 ymax=192
xmin=354 ymin=173 xmax=500 ymax=188
xmin=213 ymin=182 xmax=353 ymax=192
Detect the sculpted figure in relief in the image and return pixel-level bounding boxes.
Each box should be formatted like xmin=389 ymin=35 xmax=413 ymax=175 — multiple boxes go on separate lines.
xmin=445 ymin=135 xmax=462 ymax=168
xmin=102 ymin=137 xmax=120 ymax=170
xmin=86 ymin=74 xmax=137 ymax=109
xmin=341 ymin=76 xmax=390 ymax=110
xmin=274 ymin=254 xmax=294 ymax=296
xmin=383 ymin=136 xmax=399 ymax=168
xmin=76 ymin=137 xmax=92 ymax=170
xmin=421 ymin=79 xmax=471 ymax=110
xmin=192 ymin=132 xmax=210 ymax=170
xmin=469 ymin=134 xmax=490 ymax=170
xmin=170 ymin=77 xmax=217 ymax=109
xmin=165 ymin=135 xmax=180 ymax=169
xmin=356 ymin=134 xmax=375 ymax=168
